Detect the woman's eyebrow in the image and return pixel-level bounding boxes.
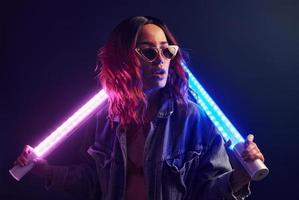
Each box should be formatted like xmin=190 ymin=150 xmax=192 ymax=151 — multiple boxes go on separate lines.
xmin=137 ymin=41 xmax=168 ymax=46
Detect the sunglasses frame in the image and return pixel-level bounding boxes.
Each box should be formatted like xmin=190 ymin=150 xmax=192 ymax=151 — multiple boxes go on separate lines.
xmin=135 ymin=45 xmax=179 ymax=62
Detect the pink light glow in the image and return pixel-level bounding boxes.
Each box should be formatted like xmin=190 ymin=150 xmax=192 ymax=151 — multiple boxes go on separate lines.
xmin=34 ymin=90 xmax=108 ymax=157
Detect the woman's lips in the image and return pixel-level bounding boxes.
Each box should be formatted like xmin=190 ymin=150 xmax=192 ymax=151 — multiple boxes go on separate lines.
xmin=153 ymin=69 xmax=166 ymax=75
xmin=152 ymin=69 xmax=166 ymax=79
xmin=153 ymin=74 xmax=165 ymax=79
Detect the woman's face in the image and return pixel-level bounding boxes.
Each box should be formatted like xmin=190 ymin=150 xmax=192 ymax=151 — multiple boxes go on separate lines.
xmin=136 ymin=24 xmax=171 ymax=92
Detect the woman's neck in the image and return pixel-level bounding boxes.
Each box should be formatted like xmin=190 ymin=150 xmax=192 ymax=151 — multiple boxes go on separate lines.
xmin=144 ymin=88 xmax=162 ymax=122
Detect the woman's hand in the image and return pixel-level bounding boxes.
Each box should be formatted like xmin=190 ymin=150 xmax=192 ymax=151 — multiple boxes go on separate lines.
xmin=242 ymin=134 xmax=264 ymax=162
xmin=14 ymin=145 xmax=49 ymax=177
xmin=227 ymin=134 xmax=265 ymax=192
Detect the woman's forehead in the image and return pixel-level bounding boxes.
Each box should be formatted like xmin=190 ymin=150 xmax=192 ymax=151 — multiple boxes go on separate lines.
xmin=136 ymin=24 xmax=168 ymax=46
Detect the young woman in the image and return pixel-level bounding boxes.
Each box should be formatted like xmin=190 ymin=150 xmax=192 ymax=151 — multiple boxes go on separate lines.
xmin=15 ymin=16 xmax=265 ymax=200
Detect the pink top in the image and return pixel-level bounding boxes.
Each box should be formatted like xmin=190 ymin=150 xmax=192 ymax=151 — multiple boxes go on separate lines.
xmin=126 ymin=125 xmax=148 ymax=200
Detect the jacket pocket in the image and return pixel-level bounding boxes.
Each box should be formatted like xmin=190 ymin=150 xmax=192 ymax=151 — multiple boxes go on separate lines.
xmin=164 ymin=146 xmax=204 ymax=174
xmin=162 ymin=147 xmax=204 ymax=199
xmin=87 ymin=144 xmax=113 ymax=197
xmin=87 ymin=143 xmax=113 ymax=168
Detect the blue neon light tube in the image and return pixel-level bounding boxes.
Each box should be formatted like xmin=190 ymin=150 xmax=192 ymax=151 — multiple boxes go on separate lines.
xmin=182 ymin=63 xmax=244 ymax=149
xmin=182 ymin=62 xmax=269 ymax=180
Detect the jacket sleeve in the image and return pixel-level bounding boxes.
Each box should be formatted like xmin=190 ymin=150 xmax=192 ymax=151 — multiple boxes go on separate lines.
xmin=44 ymin=115 xmax=100 ymax=200
xmin=44 ymin=156 xmax=100 ymax=200
xmin=194 ymin=132 xmax=251 ymax=200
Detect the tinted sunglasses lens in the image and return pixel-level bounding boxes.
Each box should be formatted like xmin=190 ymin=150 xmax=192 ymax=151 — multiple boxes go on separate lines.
xmin=140 ymin=48 xmax=157 ymax=61
xmin=162 ymin=46 xmax=177 ymax=59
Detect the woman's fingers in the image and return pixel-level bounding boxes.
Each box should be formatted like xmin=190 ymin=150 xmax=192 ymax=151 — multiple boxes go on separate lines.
xmin=243 ymin=142 xmax=258 ymax=153
xmin=243 ymin=151 xmax=264 ymax=162
xmin=242 ymin=134 xmax=265 ymax=162
xmin=14 ymin=145 xmax=34 ymax=166
xmin=245 ymin=134 xmax=254 ymax=145
xmin=16 ymin=156 xmax=26 ymax=166
xmin=24 ymin=145 xmax=33 ymax=155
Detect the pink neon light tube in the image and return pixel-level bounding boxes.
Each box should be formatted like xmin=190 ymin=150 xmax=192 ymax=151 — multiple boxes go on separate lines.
xmin=9 ymin=90 xmax=108 ymax=181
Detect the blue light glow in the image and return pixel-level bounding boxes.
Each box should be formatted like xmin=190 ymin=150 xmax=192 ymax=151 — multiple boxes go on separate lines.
xmin=182 ymin=62 xmax=245 ymax=149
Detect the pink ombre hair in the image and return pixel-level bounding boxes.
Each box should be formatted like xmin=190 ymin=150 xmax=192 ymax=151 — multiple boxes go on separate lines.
xmin=97 ymin=16 xmax=188 ymax=126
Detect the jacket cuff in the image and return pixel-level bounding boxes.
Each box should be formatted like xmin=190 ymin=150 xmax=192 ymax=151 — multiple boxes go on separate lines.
xmin=227 ymin=170 xmax=251 ymax=200
xmin=44 ymin=165 xmax=69 ymax=191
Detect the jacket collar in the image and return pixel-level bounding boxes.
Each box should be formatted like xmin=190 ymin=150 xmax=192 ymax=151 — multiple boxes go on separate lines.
xmin=156 ymin=97 xmax=174 ymax=119
xmin=112 ymin=94 xmax=175 ymax=122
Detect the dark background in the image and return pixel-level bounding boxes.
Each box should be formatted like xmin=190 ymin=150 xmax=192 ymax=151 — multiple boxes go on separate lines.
xmin=1 ymin=0 xmax=299 ymax=199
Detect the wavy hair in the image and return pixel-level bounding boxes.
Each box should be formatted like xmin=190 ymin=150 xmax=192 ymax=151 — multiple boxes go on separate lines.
xmin=97 ymin=16 xmax=188 ymax=126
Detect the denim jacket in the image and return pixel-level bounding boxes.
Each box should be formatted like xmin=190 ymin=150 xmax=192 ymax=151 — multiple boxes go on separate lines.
xmin=46 ymin=97 xmax=250 ymax=200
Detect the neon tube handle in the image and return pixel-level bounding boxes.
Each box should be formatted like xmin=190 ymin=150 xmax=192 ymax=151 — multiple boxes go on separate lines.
xmin=9 ymin=163 xmax=35 ymax=181
xmin=233 ymin=142 xmax=269 ymax=181
xmin=9 ymin=150 xmax=37 ymax=181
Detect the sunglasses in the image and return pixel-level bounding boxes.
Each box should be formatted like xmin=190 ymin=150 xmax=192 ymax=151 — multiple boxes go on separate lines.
xmin=135 ymin=45 xmax=179 ymax=62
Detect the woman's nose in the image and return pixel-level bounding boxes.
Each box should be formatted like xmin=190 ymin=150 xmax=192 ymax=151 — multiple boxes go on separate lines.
xmin=153 ymin=51 xmax=164 ymax=65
